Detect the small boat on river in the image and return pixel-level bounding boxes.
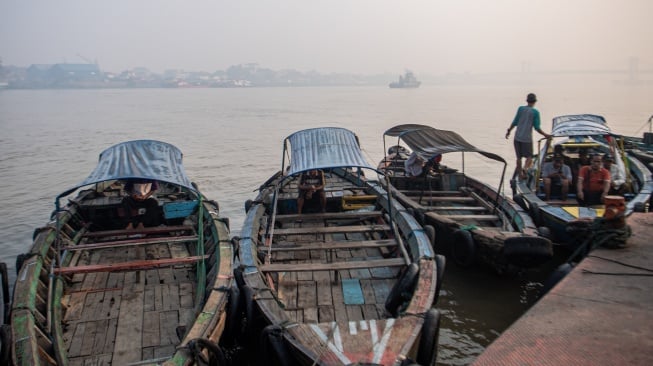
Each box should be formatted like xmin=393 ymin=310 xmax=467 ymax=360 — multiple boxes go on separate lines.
xmin=512 ymin=114 xmax=653 ymax=249
xmin=379 ymin=124 xmax=552 ymax=274
xmin=237 ymin=127 xmax=443 ymax=366
xmin=8 ymin=140 xmax=236 ymax=365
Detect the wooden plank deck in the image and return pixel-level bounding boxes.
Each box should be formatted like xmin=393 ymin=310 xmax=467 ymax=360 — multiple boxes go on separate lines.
xmin=473 ymin=213 xmax=653 ymax=365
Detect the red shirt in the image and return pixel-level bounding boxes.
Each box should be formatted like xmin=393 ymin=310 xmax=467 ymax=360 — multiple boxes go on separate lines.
xmin=579 ymin=166 xmax=611 ymax=192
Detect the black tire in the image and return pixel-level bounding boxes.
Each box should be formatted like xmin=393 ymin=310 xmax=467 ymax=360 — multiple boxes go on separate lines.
xmin=513 ymin=193 xmax=527 ymax=211
xmin=385 ymin=263 xmax=420 ymax=317
xmin=529 ymin=201 xmax=541 ymax=225
xmin=537 ymin=226 xmax=552 ymax=240
xmin=434 ymin=255 xmax=446 ymax=305
xmin=634 ymin=202 xmax=645 ymax=213
xmin=540 ymin=263 xmax=574 ymax=297
xmin=451 ymin=230 xmax=475 ymax=267
xmin=233 ymin=266 xmax=245 ymax=289
xmin=416 ymin=309 xmax=440 ymax=366
xmin=188 ymin=338 xmax=227 ymax=366
xmin=15 ymin=253 xmax=29 ymax=275
xmin=424 ymin=225 xmax=436 ymax=248
xmin=245 ymin=199 xmax=253 ymax=213
xmin=503 ymin=236 xmax=553 ymax=268
xmin=222 ymin=285 xmax=240 ymax=346
xmin=242 ymin=285 xmax=257 ymax=345
xmin=260 ymin=325 xmax=294 ymax=366
xmin=0 ymin=324 xmax=10 ymax=366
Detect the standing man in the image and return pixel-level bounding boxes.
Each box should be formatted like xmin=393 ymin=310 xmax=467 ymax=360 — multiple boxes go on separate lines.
xmin=505 ymin=93 xmax=551 ymax=180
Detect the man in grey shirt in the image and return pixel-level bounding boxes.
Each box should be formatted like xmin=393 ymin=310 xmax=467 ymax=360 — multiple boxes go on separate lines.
xmin=505 ymin=93 xmax=551 ymax=180
xmin=542 ymin=155 xmax=572 ymax=201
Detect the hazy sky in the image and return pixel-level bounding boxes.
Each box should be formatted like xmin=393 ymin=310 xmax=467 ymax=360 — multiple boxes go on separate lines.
xmin=2 ymin=0 xmax=652 ymax=74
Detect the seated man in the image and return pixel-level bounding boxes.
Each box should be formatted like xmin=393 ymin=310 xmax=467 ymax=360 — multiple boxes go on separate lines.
xmin=602 ymin=153 xmax=626 ymax=195
xmin=405 ymin=151 xmax=425 ymax=177
xmin=122 ymin=179 xmax=161 ymax=229
xmin=542 ymin=154 xmax=572 ymax=201
xmin=576 ymin=154 xmax=611 ymax=206
xmin=297 ymin=169 xmax=326 ymax=214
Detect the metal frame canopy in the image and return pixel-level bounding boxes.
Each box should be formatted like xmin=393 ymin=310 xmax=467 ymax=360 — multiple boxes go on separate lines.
xmin=284 ymin=127 xmax=377 ymax=176
xmin=551 ymin=114 xmax=612 ymax=137
xmin=383 ymin=123 xmax=505 ymax=163
xmin=57 ymin=139 xmax=196 ymax=200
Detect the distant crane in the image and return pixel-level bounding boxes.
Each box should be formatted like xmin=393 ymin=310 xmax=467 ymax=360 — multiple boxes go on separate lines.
xmin=77 ymin=53 xmax=98 ymax=66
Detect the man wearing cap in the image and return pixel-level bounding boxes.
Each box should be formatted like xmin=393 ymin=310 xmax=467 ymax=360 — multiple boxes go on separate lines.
xmin=577 ymin=154 xmax=611 ymax=205
xmin=542 ymin=154 xmax=572 ymax=201
xmin=505 ymin=93 xmax=552 ymax=180
xmin=603 ymin=153 xmax=626 ymax=195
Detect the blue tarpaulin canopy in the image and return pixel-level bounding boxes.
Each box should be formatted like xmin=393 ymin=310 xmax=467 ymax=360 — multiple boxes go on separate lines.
xmin=551 ymin=114 xmax=612 ymax=137
xmin=383 ymin=124 xmax=505 ymax=163
xmin=285 ymin=127 xmax=375 ymax=176
xmin=58 ymin=140 xmax=195 ymax=199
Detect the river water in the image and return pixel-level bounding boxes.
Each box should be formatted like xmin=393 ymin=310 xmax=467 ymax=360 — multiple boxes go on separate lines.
xmin=1 ymin=79 xmax=650 ymax=365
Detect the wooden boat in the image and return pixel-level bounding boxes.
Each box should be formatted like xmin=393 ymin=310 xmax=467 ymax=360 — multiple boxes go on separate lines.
xmin=512 ymin=114 xmax=653 ymax=248
xmin=379 ymin=124 xmax=552 ymax=274
xmin=620 ymin=115 xmax=653 ymax=171
xmin=8 ymin=140 xmax=235 ymax=365
xmin=237 ymin=127 xmax=443 ymax=366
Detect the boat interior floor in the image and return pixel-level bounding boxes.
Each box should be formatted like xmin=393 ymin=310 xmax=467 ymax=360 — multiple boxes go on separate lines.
xmin=260 ymin=212 xmax=404 ymax=324
xmin=60 ymin=225 xmax=199 ymax=365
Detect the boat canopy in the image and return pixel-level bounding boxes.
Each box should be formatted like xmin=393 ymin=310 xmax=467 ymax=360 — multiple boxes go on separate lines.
xmin=551 ymin=114 xmax=611 ymax=137
xmin=285 ymin=127 xmax=376 ymax=176
xmin=57 ymin=140 xmax=196 ymax=199
xmin=383 ymin=124 xmax=505 ymax=163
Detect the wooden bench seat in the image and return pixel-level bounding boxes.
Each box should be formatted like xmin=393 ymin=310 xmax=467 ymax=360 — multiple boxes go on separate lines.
xmin=260 ymin=257 xmax=405 ymax=272
xmin=267 ymin=239 xmax=397 ymax=252
xmin=83 ymin=225 xmax=193 ymax=238
xmin=440 ymin=214 xmax=500 ymax=221
xmin=274 ymin=211 xmax=383 ymax=222
xmin=63 ymin=235 xmax=198 ymax=251
xmin=53 ymin=255 xmax=208 ymax=275
xmin=273 ymin=224 xmax=390 ymax=236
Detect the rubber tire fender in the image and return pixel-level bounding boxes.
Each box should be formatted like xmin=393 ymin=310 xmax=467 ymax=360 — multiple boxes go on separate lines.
xmin=385 ymin=263 xmax=420 ymax=317
xmin=222 ymin=285 xmax=240 ymax=346
xmin=242 ymin=285 xmax=258 ymax=346
xmin=245 ymin=199 xmax=253 ymax=213
xmin=529 ymin=201 xmax=541 ymax=226
xmin=424 ymin=225 xmax=436 ymax=248
xmin=434 ymin=254 xmax=446 ymax=305
xmin=0 ymin=324 xmax=10 ymax=366
xmin=503 ymin=236 xmax=553 ymax=268
xmin=260 ymin=324 xmax=294 ymax=366
xmin=512 ymin=193 xmax=527 ymax=211
xmin=416 ymin=309 xmax=441 ymax=366
xmin=451 ymin=229 xmax=476 ymax=267
xmin=540 ymin=262 xmax=574 ymax=297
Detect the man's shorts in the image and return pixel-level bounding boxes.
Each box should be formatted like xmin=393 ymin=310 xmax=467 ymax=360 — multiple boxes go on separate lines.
xmin=513 ymin=140 xmax=533 ymax=159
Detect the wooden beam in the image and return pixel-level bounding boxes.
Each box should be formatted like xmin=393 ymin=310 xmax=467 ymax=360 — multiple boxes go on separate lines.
xmin=260 ymin=258 xmax=405 ymax=272
xmin=398 ymin=190 xmax=461 ymax=196
xmin=267 ymin=239 xmax=397 ymax=252
xmin=441 ymin=214 xmax=500 ymax=221
xmin=273 ymin=224 xmax=390 ymax=236
xmin=53 ymin=255 xmax=208 ymax=275
xmin=274 ymin=211 xmax=383 ymax=221
xmin=417 ymin=196 xmax=475 ymax=202
xmin=428 ymin=206 xmax=486 ymax=211
xmin=63 ymin=235 xmax=198 ymax=251
xmin=82 ymin=225 xmax=193 ymax=238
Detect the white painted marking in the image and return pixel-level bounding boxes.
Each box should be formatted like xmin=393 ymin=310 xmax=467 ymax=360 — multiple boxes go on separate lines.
xmin=359 ymin=320 xmax=368 ymax=330
xmin=370 ymin=319 xmax=379 ymax=345
xmin=333 ymin=322 xmax=344 ymax=352
xmin=372 ymin=319 xmax=395 ymax=363
xmin=309 ymin=323 xmax=351 ymax=365
xmin=349 ymin=321 xmax=357 ymax=335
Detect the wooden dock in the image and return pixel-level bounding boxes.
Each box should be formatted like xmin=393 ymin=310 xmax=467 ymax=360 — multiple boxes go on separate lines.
xmin=472 ymin=212 xmax=653 ymax=365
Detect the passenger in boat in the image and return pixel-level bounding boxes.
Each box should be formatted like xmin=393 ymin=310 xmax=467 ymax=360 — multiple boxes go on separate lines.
xmin=122 ymin=179 xmax=161 ymax=229
xmin=576 ymin=154 xmax=611 ymax=205
xmin=542 ymin=155 xmax=572 ymax=201
xmin=602 ymin=153 xmax=626 ymax=195
xmin=425 ymin=154 xmax=443 ymax=174
xmin=505 ymin=93 xmax=551 ymax=180
xmin=405 ymin=151 xmax=425 ymax=177
xmin=297 ymin=169 xmax=326 ymax=214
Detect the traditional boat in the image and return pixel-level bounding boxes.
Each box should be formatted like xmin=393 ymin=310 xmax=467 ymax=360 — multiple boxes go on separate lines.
xmin=379 ymin=124 xmax=552 ymax=274
xmin=511 ymin=114 xmax=653 ymax=248
xmin=8 ymin=140 xmax=236 ymax=365
xmin=620 ymin=115 xmax=653 ymax=171
xmin=237 ymin=127 xmax=443 ymax=366
xmin=389 ymin=71 xmax=421 ymax=88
